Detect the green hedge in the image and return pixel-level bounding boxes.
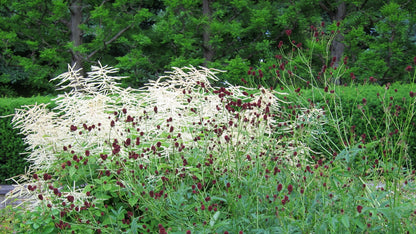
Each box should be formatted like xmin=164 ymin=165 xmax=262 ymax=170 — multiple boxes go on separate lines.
xmin=0 ymin=96 xmax=55 ymax=184
xmin=295 ymin=83 xmax=416 ymax=166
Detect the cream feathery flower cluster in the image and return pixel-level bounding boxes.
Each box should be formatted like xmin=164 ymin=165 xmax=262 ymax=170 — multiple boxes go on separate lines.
xmin=6 ymin=63 xmax=324 ymax=209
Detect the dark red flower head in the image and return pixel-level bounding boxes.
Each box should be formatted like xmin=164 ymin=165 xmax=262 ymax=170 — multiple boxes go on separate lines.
xmin=362 ymin=98 xmax=367 ymax=105
xmin=287 ymin=184 xmax=293 ymax=194
xmin=158 ymin=224 xmax=167 ymax=234
xmin=67 ymin=195 xmax=74 ymax=202
xmin=357 ymin=205 xmax=363 ymax=213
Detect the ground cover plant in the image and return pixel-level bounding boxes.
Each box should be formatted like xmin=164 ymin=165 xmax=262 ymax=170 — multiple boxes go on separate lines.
xmin=3 ymin=22 xmax=416 ymax=233
xmin=0 ymin=204 xmax=18 ymax=233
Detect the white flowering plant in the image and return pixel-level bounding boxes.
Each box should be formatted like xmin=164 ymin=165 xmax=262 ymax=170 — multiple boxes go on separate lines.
xmin=5 ymin=62 xmax=326 ymax=233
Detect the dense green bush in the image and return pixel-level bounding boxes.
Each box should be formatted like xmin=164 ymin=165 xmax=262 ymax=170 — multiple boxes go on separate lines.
xmin=288 ymin=83 xmax=416 ymax=166
xmin=0 ymin=96 xmax=55 ymax=184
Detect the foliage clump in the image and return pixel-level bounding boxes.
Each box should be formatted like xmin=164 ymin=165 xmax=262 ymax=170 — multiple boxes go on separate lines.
xmin=6 ymin=63 xmax=323 ymax=233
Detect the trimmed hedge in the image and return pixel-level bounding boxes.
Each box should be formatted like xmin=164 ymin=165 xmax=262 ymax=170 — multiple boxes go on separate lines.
xmin=294 ymin=83 xmax=416 ymax=166
xmin=0 ymin=96 xmax=55 ymax=184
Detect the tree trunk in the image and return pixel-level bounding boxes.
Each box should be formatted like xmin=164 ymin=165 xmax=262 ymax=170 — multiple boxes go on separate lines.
xmin=202 ymin=0 xmax=214 ymax=66
xmin=331 ymin=1 xmax=346 ymax=68
xmin=319 ymin=1 xmax=346 ymax=77
xmin=69 ymin=0 xmax=83 ymax=73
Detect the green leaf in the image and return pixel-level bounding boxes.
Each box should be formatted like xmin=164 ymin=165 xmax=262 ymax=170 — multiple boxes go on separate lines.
xmin=111 ymin=206 xmax=125 ymax=220
xmin=32 ymin=222 xmax=40 ymax=229
xmin=69 ymin=166 xmax=77 ymax=178
xmin=352 ymin=218 xmax=365 ymax=230
xmin=128 ymin=196 xmax=139 ymax=207
xmin=103 ymin=182 xmax=116 ymax=191
xmin=331 ymin=216 xmax=338 ymax=230
xmin=336 ymin=144 xmax=364 ymax=165
xmin=129 ymin=217 xmax=139 ymax=234
xmin=377 ymin=207 xmax=394 ymax=221
xmin=132 ymin=34 xmax=152 ymax=46
xmin=43 ymin=225 xmax=56 ymax=234
xmin=341 ymin=215 xmax=350 ymax=229
xmin=211 ymin=196 xmax=227 ymax=203
xmin=209 ymin=211 xmax=221 ymax=227
xmin=188 ymin=168 xmax=203 ymax=181
xmin=318 ymin=222 xmax=327 ymax=233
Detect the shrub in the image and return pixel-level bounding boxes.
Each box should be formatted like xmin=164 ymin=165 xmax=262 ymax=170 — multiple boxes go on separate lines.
xmin=6 ymin=64 xmax=313 ymax=232
xmin=0 ymin=96 xmax=55 ymax=184
xmin=292 ymin=83 xmax=416 ymax=166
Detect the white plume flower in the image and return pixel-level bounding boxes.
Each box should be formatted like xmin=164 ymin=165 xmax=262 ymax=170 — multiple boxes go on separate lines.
xmin=5 ymin=63 xmax=324 ymax=210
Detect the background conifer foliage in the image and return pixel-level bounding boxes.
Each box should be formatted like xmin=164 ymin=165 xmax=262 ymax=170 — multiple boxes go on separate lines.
xmin=1 ymin=0 xmax=415 ymax=97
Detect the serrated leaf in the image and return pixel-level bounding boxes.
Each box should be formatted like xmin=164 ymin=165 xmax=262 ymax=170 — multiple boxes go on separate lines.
xmin=341 ymin=215 xmax=350 ymax=228
xmin=130 ymin=217 xmax=139 ymax=234
xmin=96 ymin=193 xmax=111 ymax=200
xmin=377 ymin=207 xmax=394 ymax=221
xmin=331 ymin=216 xmax=338 ymax=229
xmin=33 ymin=222 xmax=40 ymax=229
xmin=211 ymin=196 xmax=227 ymax=202
xmin=209 ymin=211 xmax=220 ymax=227
xmin=128 ymin=196 xmax=139 ymax=207
xmin=336 ymin=144 xmax=363 ymax=165
xmin=353 ymin=218 xmax=365 ymax=230
xmin=69 ymin=166 xmax=77 ymax=178
xmin=44 ymin=225 xmax=56 ymax=234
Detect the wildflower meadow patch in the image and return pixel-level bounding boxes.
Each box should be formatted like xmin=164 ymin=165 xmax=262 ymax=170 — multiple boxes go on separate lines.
xmin=2 ymin=62 xmax=415 ymax=233
xmin=3 ymin=22 xmax=416 ymax=233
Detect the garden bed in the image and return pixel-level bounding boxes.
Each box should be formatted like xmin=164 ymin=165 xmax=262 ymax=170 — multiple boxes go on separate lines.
xmin=3 ymin=63 xmax=415 ymax=233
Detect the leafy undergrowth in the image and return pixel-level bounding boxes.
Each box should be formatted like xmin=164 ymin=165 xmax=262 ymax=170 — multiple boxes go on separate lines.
xmin=3 ymin=64 xmax=416 ymax=233
xmin=0 ymin=204 xmax=19 ymax=233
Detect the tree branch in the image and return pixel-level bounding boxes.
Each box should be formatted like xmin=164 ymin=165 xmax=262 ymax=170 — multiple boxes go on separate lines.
xmin=99 ymin=0 xmax=110 ymax=8
xmin=319 ymin=1 xmax=335 ymax=19
xmin=359 ymin=0 xmax=369 ymax=10
xmin=86 ymin=24 xmax=132 ymax=60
